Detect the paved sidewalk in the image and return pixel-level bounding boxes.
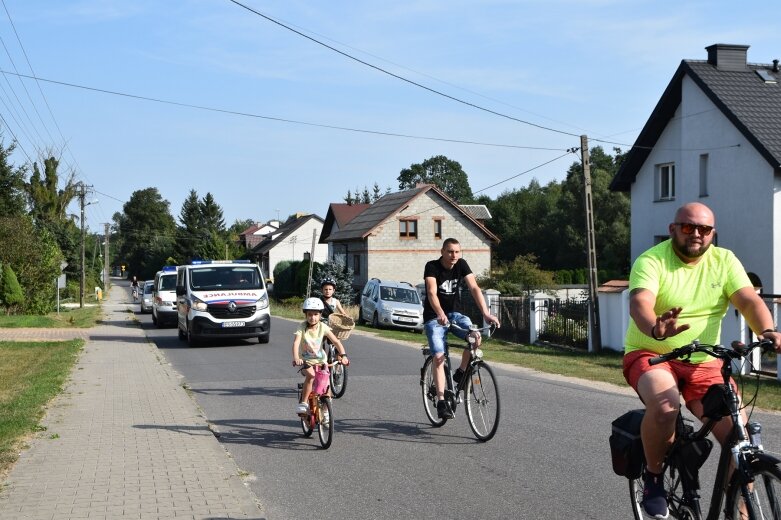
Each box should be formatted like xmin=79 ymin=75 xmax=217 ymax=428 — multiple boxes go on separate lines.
xmin=0 ymin=286 xmax=264 ymax=520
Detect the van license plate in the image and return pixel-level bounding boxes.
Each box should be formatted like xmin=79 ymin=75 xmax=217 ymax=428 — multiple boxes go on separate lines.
xmin=398 ymin=317 xmax=416 ymax=323
xmin=222 ymin=321 xmax=245 ymax=328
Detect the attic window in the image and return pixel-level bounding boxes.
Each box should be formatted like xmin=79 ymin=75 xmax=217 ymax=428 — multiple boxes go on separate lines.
xmin=655 ymin=163 xmax=675 ymax=201
xmin=399 ymin=218 xmax=418 ymax=239
xmin=756 ymin=69 xmax=778 ymax=84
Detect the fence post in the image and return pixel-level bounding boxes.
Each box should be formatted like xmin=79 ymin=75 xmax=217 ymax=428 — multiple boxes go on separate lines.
xmin=484 ymin=289 xmax=500 ymax=327
xmin=529 ymin=294 xmax=548 ymax=344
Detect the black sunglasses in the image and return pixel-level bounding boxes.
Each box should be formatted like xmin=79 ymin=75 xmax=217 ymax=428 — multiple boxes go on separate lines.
xmin=674 ymin=222 xmax=714 ymax=236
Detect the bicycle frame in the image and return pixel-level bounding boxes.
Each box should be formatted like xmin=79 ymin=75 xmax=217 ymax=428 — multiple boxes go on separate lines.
xmin=642 ymin=340 xmax=781 ymax=520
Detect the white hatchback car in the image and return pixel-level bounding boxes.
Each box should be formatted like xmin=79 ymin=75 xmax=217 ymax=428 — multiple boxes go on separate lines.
xmin=359 ymin=278 xmax=424 ymax=331
xmin=140 ymin=280 xmax=154 ymax=313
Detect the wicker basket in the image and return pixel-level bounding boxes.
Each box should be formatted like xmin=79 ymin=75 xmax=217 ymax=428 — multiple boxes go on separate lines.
xmin=328 ymin=312 xmax=355 ymax=340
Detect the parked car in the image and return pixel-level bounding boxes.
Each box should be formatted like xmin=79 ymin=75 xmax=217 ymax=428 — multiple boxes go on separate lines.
xmin=359 ymin=278 xmax=423 ymax=331
xmin=140 ymin=281 xmax=154 ymax=313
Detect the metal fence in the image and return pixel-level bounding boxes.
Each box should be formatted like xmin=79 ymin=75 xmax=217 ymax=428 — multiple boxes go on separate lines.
xmin=536 ymin=297 xmax=589 ymax=349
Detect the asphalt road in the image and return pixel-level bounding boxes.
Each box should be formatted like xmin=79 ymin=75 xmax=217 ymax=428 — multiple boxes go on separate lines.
xmin=134 ymin=303 xmax=781 ymax=520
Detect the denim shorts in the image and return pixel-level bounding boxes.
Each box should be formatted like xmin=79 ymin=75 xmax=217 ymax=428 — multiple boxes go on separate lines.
xmin=424 ymin=312 xmax=473 ymax=356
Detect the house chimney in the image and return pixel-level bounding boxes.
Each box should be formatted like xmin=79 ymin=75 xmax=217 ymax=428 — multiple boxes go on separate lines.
xmin=705 ymin=43 xmax=749 ymax=71
xmin=774 ymin=59 xmax=780 ymax=73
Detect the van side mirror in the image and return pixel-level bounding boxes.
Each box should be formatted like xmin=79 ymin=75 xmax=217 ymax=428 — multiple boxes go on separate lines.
xmin=176 ymin=286 xmax=184 ymax=296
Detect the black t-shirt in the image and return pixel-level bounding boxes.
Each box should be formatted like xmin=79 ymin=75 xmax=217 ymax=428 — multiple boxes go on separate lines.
xmin=422 ymin=257 xmax=473 ymax=322
xmin=320 ymin=296 xmax=335 ymax=321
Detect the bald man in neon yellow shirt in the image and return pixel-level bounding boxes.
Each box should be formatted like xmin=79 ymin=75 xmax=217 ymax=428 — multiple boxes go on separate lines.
xmin=623 ymin=202 xmax=781 ymax=519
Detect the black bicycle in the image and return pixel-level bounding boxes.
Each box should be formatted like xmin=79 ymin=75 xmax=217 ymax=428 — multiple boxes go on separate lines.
xmin=420 ymin=322 xmax=500 ymax=442
xmin=623 ymin=339 xmax=781 ymax=520
xmin=324 ymin=338 xmax=348 ymax=398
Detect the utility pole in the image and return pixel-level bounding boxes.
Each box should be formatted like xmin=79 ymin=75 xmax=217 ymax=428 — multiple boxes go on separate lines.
xmin=581 ymin=135 xmax=602 ymax=352
xmin=104 ymin=223 xmax=110 ymax=292
xmin=78 ymin=183 xmax=86 ymax=308
xmin=78 ymin=183 xmax=94 ymax=308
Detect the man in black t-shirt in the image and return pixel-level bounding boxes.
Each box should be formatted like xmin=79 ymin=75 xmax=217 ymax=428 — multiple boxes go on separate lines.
xmin=423 ymin=238 xmax=499 ymax=419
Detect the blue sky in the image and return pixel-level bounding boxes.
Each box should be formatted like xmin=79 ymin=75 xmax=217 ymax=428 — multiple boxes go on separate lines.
xmin=0 ymin=0 xmax=777 ymax=231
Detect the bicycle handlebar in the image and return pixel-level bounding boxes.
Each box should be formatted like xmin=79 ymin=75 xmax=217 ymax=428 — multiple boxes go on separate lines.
xmin=647 ymin=339 xmax=775 ymax=366
xmin=444 ymin=321 xmax=498 ymax=339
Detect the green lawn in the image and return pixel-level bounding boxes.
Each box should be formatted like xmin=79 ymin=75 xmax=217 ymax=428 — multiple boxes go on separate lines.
xmin=0 ymin=340 xmax=83 ymax=476
xmin=0 ymin=305 xmax=101 ymax=328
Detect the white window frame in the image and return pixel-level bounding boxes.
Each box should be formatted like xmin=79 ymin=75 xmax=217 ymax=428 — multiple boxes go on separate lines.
xmin=656 ymin=163 xmax=675 ymax=201
xmin=699 ymin=154 xmax=709 ymax=197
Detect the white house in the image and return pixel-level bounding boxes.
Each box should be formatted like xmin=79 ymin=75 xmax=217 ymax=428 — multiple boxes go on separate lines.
xmin=610 ymin=43 xmax=781 ymax=295
xmin=248 ymin=214 xmax=328 ymax=281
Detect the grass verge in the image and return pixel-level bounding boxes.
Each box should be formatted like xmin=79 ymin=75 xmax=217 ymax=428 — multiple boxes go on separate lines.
xmin=0 ymin=305 xmax=102 ymax=328
xmin=0 ymin=340 xmax=83 ymax=476
xmin=272 ymin=299 xmax=781 ymax=411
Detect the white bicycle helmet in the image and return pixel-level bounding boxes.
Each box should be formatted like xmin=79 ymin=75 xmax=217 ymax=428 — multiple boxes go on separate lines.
xmin=302 ymin=297 xmax=325 ymax=312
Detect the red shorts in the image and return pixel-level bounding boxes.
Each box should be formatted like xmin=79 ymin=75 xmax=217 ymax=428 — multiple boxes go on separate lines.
xmin=623 ymin=350 xmax=734 ymax=404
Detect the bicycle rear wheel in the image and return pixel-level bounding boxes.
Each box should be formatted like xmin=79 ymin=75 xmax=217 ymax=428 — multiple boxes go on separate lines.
xmin=318 ymin=398 xmax=333 ymax=449
xmin=464 ymin=362 xmax=500 ymax=441
xmin=420 ymin=356 xmax=447 ymax=427
xmin=729 ymin=459 xmax=781 ymax=519
xmin=330 ymin=362 xmax=348 ymax=398
xmin=628 ymin=472 xmax=644 ymax=520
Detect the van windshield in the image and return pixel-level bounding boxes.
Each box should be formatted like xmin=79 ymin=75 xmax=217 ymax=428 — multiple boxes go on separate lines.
xmin=158 ymin=274 xmax=176 ymax=291
xmin=190 ymin=266 xmax=262 ymax=291
xmin=380 ymin=286 xmax=420 ymax=304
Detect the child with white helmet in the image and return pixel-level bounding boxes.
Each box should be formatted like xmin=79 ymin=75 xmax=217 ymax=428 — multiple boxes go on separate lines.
xmin=292 ymin=297 xmax=349 ymax=416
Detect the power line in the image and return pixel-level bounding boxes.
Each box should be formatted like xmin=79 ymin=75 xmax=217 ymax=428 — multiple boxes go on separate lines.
xmin=253 ymin=10 xmax=594 ymax=137
xmin=227 ymin=0 xmax=583 ymax=140
xmin=473 ymin=151 xmax=576 ymax=195
xmin=0 ymin=69 xmax=568 ymax=152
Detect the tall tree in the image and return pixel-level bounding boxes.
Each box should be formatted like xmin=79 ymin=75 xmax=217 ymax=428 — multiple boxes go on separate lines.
xmin=115 ymin=188 xmax=176 ymax=279
xmin=0 ymin=215 xmax=62 ymax=313
xmin=25 ymin=155 xmax=80 ymax=286
xmin=27 ymin=156 xmax=78 ymax=224
xmin=199 ymin=192 xmax=227 ymax=260
xmin=0 ymin=139 xmax=27 ymax=217
xmin=175 ymin=189 xmax=203 ymax=263
xmin=398 ymin=155 xmax=474 ymax=202
xmin=554 ymin=147 xmax=629 ymax=275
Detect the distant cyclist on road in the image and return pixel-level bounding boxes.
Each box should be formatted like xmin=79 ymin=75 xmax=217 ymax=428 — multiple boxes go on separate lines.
xmin=423 ymin=238 xmax=499 ymax=419
xmin=131 ymin=276 xmax=140 ymax=301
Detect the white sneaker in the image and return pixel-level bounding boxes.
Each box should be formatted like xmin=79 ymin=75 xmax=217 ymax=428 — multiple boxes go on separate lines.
xmin=296 ymin=402 xmax=308 ymax=415
xmin=321 ymin=409 xmax=330 ymax=425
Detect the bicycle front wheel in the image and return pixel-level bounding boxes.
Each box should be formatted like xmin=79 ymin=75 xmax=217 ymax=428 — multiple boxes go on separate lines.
xmin=729 ymin=458 xmax=781 ymax=519
xmin=464 ymin=362 xmax=500 ymax=441
xmin=299 ymin=389 xmax=313 ymax=437
xmin=330 ymin=362 xmax=348 ymax=398
xmin=421 ymin=356 xmax=447 ymax=427
xmin=318 ymin=398 xmax=333 ymax=449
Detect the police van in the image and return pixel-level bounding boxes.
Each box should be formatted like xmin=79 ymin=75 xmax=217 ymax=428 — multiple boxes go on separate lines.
xmin=176 ymin=260 xmax=270 ymax=346
xmin=152 ymin=266 xmax=178 ymax=327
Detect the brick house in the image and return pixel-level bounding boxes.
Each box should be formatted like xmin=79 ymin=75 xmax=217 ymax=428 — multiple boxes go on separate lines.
xmin=320 ymin=184 xmax=498 ymax=293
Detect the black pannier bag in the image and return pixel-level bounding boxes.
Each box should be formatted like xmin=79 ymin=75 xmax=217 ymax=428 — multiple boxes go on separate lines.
xmin=701 ymin=383 xmax=733 ymax=421
xmin=610 ymin=409 xmax=645 ymax=479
